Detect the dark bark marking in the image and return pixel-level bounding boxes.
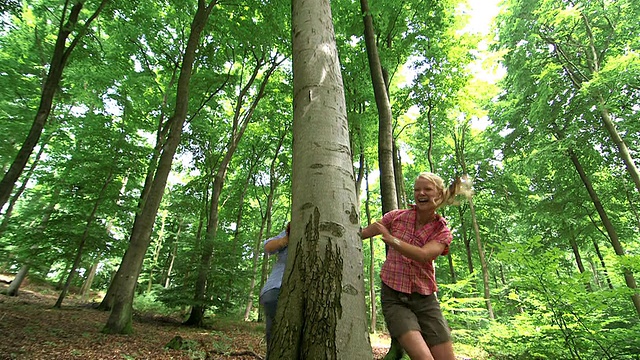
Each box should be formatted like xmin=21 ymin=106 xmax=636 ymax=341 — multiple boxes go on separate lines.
xmin=347 ymin=204 xmax=358 ymax=224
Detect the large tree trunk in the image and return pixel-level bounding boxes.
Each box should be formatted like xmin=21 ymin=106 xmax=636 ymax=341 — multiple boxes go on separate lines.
xmin=0 ymin=0 xmax=109 ymax=210
xmin=96 ymin=69 xmax=178 ymax=312
xmin=102 ymin=1 xmax=217 ymax=334
xmin=269 ymin=0 xmax=372 ymax=358
xmin=568 ymin=149 xmax=640 ymax=317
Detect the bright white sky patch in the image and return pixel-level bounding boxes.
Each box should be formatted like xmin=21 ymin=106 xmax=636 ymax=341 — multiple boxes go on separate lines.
xmin=463 ymin=0 xmax=502 ymax=34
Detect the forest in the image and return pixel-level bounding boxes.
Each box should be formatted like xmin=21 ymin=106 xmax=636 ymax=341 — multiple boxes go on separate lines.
xmin=1 ymin=0 xmax=639 ymax=359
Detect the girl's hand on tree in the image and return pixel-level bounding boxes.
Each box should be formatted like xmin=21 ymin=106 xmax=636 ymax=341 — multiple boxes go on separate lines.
xmin=373 ymin=222 xmax=394 ymax=245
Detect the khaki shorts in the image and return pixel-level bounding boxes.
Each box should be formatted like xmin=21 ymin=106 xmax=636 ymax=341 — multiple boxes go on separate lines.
xmin=381 ymin=282 xmax=451 ymax=346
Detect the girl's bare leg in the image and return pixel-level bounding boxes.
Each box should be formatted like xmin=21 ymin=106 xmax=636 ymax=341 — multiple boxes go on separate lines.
xmin=397 ymin=330 xmax=434 ymax=360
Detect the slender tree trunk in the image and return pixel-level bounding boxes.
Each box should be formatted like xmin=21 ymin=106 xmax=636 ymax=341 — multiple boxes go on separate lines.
xmin=102 ymin=1 xmax=217 ymax=335
xmin=459 ymin=207 xmax=474 ymax=275
xmin=243 ymin=138 xmax=286 ymax=321
xmin=81 ymin=262 xmax=98 ymax=300
xmin=360 ymin=0 xmax=396 ymax=214
xmin=454 ymin=124 xmax=493 ymax=319
xmin=360 ymin=1 xmax=402 ymax=355
xmin=568 ymin=149 xmax=640 ymax=317
xmin=250 ymin=224 xmax=271 ymax=322
xmin=163 ymin=241 xmax=177 ymax=288
xmin=8 ymin=185 xmax=60 ymax=296
xmin=393 ymin=140 xmax=406 ymax=209
xmin=55 ymin=170 xmax=113 ymax=308
xmin=244 ymin=233 xmax=265 ymax=322
xmin=147 ymin=210 xmax=168 ymax=293
xmin=596 ymin=96 xmax=640 ymax=194
xmin=568 ymin=231 xmax=592 ymax=292
xmin=588 ymin=259 xmax=602 ymax=289
xmin=549 ymin=11 xmax=640 ymax=195
xmin=446 ymin=253 xmax=457 ymax=284
xmin=426 ymin=105 xmax=435 ymax=172
xmin=162 ymin=221 xmax=182 ymax=288
xmin=468 ymin=198 xmax=495 ymax=319
xmin=365 ymin=168 xmax=377 ymax=333
xmin=354 ymin=125 xmax=366 ymax=201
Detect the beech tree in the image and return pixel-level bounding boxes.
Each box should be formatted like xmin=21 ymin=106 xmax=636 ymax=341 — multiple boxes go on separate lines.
xmin=269 ymin=0 xmax=372 ymax=358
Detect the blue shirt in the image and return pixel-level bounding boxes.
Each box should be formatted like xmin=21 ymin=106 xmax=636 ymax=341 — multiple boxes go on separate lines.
xmin=259 ymin=230 xmax=288 ymax=297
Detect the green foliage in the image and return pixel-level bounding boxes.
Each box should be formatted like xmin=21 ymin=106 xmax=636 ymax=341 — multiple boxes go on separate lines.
xmin=472 ymin=238 xmax=640 ymax=359
xmin=133 ymin=287 xmax=176 ymax=316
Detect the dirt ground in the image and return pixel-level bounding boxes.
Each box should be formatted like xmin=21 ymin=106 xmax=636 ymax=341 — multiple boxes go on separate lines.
xmin=0 ymin=274 xmax=391 ymax=360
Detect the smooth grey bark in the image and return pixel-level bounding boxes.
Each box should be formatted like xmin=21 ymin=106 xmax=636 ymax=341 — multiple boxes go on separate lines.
xmin=270 ymin=0 xmax=372 ymax=358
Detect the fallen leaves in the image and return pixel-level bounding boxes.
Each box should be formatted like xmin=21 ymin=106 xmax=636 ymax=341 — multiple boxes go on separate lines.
xmin=0 ymin=279 xmax=391 ymax=360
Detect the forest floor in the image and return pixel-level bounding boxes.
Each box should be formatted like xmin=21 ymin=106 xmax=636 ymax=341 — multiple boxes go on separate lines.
xmin=0 ymin=274 xmax=394 ymax=360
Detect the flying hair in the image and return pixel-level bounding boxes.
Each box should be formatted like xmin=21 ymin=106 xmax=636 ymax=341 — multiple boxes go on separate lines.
xmin=416 ymin=172 xmax=474 ymax=209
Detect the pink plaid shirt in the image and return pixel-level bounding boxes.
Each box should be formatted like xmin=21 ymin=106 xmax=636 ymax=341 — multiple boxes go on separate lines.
xmin=380 ymin=206 xmax=452 ymax=295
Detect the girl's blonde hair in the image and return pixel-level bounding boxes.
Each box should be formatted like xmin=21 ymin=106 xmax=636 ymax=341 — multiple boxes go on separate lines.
xmin=416 ymin=172 xmax=474 ymax=208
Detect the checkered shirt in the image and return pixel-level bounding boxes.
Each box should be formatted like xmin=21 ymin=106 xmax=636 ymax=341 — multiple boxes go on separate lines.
xmin=379 ymin=206 xmax=452 ymax=295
